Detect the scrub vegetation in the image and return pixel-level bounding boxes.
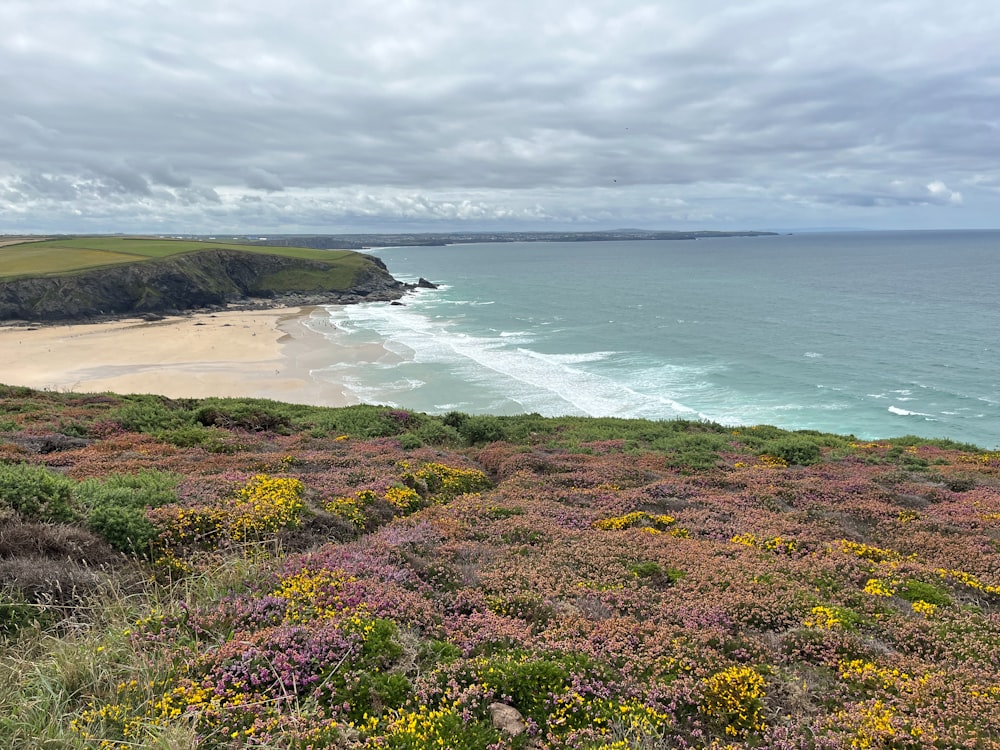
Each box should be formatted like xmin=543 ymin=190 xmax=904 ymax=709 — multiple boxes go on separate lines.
xmin=1 ymin=384 xmax=999 ymax=748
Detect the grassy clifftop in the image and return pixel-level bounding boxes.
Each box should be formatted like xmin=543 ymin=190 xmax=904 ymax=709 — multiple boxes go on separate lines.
xmin=2 ymin=386 xmax=999 ymax=748
xmin=0 ymin=237 xmax=371 ymax=279
xmin=0 ymin=237 xmax=407 ymax=322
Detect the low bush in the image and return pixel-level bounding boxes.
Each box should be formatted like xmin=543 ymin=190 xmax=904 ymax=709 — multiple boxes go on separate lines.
xmin=656 ymin=433 xmax=730 ymax=471
xmin=0 ymin=591 xmax=48 ymax=635
xmin=195 ymin=399 xmax=292 ymax=432
xmin=458 ymin=415 xmax=507 ymax=445
xmin=628 ymin=561 xmax=685 ymax=585
xmin=157 ymin=425 xmax=243 ymax=453
xmin=75 ymin=470 xmax=179 ymax=554
xmin=471 ymin=651 xmax=589 ymax=725
xmin=898 ymin=579 xmax=951 ymax=607
xmin=760 ymin=436 xmax=822 ymax=465
xmin=414 ymin=420 xmax=461 ymax=446
xmin=0 ymin=462 xmax=76 ymax=522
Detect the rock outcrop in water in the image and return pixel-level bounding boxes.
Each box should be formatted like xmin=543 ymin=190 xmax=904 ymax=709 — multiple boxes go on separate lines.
xmin=0 ymin=249 xmax=411 ymax=323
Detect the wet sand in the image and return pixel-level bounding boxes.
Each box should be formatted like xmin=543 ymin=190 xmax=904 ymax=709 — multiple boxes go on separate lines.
xmin=0 ymin=307 xmax=383 ymax=406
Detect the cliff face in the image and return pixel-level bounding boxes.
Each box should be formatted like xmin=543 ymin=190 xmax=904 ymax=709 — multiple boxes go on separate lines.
xmin=0 ymin=249 xmax=409 ymax=322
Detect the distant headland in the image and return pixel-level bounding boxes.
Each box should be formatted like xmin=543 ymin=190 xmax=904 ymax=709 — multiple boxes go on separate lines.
xmin=0 ymin=237 xmax=418 ymax=324
xmin=217 ymin=228 xmax=778 ymax=249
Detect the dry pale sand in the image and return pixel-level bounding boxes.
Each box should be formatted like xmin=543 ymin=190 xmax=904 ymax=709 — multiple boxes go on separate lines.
xmin=0 ymin=307 xmax=391 ymax=406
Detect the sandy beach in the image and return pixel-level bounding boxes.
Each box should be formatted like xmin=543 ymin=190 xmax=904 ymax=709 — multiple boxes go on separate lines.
xmin=0 ymin=307 xmax=386 ymax=406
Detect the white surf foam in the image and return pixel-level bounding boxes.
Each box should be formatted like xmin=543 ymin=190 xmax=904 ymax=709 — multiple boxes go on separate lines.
xmin=888 ymin=405 xmax=934 ymax=417
xmin=323 ymin=302 xmax=705 ymax=420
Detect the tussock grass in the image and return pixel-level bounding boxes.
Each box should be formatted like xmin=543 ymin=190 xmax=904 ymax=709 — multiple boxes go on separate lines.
xmin=0 ymin=549 xmax=276 ymax=749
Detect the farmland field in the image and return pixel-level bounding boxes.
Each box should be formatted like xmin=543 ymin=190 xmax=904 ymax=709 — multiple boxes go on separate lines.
xmin=0 ymin=237 xmax=362 ymax=279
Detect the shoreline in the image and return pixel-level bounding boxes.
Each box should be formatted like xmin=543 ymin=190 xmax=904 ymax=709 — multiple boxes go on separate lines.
xmin=0 ymin=306 xmax=379 ymax=407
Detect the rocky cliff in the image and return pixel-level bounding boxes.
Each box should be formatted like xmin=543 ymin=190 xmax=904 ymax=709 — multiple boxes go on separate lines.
xmin=0 ymin=249 xmax=410 ymax=323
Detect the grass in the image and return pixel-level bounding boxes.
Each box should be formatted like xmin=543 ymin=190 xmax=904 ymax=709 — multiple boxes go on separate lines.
xmin=0 ymin=237 xmax=364 ymax=280
xmin=256 ymin=260 xmax=366 ymax=293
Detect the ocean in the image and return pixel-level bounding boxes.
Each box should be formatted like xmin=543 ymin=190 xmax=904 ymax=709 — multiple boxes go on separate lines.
xmin=302 ymin=230 xmax=1000 ymax=449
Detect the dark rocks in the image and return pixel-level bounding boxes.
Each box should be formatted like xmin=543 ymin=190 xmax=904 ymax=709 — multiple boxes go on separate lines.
xmin=415 ymin=277 xmax=438 ymax=289
xmin=488 ymin=702 xmax=528 ymax=737
xmin=3 ymin=432 xmax=93 ymax=454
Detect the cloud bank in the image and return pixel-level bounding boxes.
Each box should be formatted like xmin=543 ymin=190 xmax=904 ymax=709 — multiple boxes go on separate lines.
xmin=1 ymin=0 xmax=998 ymax=233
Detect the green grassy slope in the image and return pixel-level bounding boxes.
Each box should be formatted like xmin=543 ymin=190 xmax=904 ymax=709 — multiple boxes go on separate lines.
xmin=0 ymin=237 xmax=363 ymax=280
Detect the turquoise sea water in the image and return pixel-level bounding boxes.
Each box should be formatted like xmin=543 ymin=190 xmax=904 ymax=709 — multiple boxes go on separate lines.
xmin=304 ymin=231 xmax=1000 ymax=448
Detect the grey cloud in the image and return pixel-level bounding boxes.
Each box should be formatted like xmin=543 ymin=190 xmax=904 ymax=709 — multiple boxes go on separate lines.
xmin=148 ymin=162 xmax=192 ymax=188
xmin=97 ymin=164 xmax=151 ymax=196
xmin=1 ymin=0 xmax=998 ymax=232
xmin=174 ymin=185 xmax=222 ymax=205
xmin=13 ymin=172 xmax=88 ymax=201
xmin=244 ymin=167 xmax=284 ymax=192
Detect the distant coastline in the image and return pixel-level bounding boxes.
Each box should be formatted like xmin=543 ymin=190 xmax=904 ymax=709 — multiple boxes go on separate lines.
xmin=213 ymin=229 xmax=779 ymax=250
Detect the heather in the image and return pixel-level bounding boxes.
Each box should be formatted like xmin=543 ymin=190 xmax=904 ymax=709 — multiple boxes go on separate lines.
xmin=1 ymin=386 xmax=999 ymax=748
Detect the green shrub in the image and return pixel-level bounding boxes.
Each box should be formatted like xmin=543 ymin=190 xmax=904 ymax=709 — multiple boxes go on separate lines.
xmin=414 ymin=420 xmax=461 ymax=446
xmin=459 ymin=416 xmax=506 ymax=445
xmin=345 ymin=672 xmax=413 ymax=722
xmin=442 ymin=411 xmax=468 ymax=429
xmin=194 ymin=399 xmax=291 ymax=432
xmin=897 ymin=579 xmax=951 ymax=607
xmin=487 ymin=593 xmax=555 ymax=627
xmin=0 ymin=463 xmax=76 ymax=522
xmin=942 ymin=473 xmax=978 ymax=492
xmin=418 ymin=639 xmax=462 ymax=667
xmin=473 ymin=652 xmax=579 ymax=724
xmin=398 ymin=433 xmax=423 ymax=450
xmin=56 ymin=420 xmax=90 ymax=438
xmin=157 ymin=425 xmax=242 ymax=453
xmin=109 ymin=395 xmax=195 ymax=432
xmin=628 ymin=561 xmax=686 ymax=586
xmin=500 ymin=527 xmax=550 ymax=546
xmin=0 ymin=592 xmax=49 ymax=635
xmin=75 ymin=470 xmax=179 ymax=554
xmin=889 ymin=434 xmax=981 ymax=452
xmin=629 ymin=561 xmax=664 ymax=578
xmin=760 ymin=436 xmax=822 ymax=465
xmin=356 ymin=617 xmax=404 ymax=667
xmin=297 ymin=404 xmax=403 ymax=438
xmin=655 ymin=433 xmax=729 ymax=471
xmin=485 ymin=505 xmax=524 ymax=520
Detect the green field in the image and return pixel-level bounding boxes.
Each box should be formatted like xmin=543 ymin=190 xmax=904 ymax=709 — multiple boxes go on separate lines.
xmin=0 ymin=237 xmax=362 ymax=279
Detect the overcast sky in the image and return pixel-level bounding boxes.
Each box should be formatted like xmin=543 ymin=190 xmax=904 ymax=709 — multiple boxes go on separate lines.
xmin=1 ymin=0 xmax=998 ymax=234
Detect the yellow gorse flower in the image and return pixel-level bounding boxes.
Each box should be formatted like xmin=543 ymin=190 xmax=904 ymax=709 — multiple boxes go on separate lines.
xmin=838 ymin=540 xmax=914 ymax=563
xmin=805 ymin=605 xmax=843 ymax=630
xmin=863 ymin=578 xmax=896 ymax=597
xmin=594 ymin=511 xmax=676 ymax=531
xmin=937 ymin=568 xmax=1000 ymax=596
xmin=228 ymin=474 xmax=304 ymax=540
xmin=700 ymin=666 xmax=767 ymax=737
xmin=273 ymin=567 xmax=358 ymax=622
xmin=731 ymin=533 xmax=798 ymax=554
